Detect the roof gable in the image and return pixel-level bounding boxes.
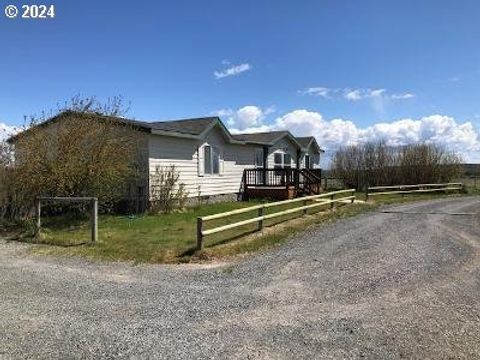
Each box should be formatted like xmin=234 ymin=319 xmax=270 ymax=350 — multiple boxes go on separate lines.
xmin=296 ymin=136 xmax=324 ymax=153
xmin=148 ymin=117 xmax=218 ymax=136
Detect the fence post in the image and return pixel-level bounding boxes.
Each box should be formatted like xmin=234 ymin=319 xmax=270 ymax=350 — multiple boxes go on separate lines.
xmin=302 ymin=199 xmax=308 ymax=216
xmin=196 ymin=217 xmax=203 ymax=251
xmin=351 ymin=191 xmax=355 ymax=203
xmin=257 ymin=207 xmax=264 ymax=230
xmin=35 ymin=199 xmax=41 ymax=235
xmin=330 ymin=194 xmax=335 ymax=209
xmin=91 ymin=198 xmax=98 ymax=243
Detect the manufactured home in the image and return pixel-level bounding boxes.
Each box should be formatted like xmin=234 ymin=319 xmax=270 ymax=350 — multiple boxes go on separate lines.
xmin=9 ymin=111 xmax=324 ymax=209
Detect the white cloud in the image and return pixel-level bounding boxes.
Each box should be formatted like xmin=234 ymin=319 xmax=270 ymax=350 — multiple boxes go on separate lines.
xmin=300 ymin=86 xmax=414 ymax=102
xmin=223 ymin=108 xmax=480 ymax=164
xmin=298 ymin=87 xmax=333 ymax=98
xmin=343 ymin=88 xmax=388 ymax=101
xmin=214 ymin=63 xmax=251 ymax=79
xmin=300 ymin=87 xmax=414 ymax=118
xmin=343 ymin=89 xmax=363 ymax=101
xmin=214 ymin=105 xmax=275 ymax=132
xmin=0 ymin=123 xmax=18 ymax=141
xmin=391 ymin=93 xmax=415 ymax=100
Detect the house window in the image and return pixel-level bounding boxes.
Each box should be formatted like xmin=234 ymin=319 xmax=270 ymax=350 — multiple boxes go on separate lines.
xmin=274 ymin=153 xmax=283 ymax=168
xmin=284 ymin=154 xmax=291 ymax=169
xmin=305 ymin=154 xmax=310 ymax=169
xmin=274 ymin=152 xmax=293 ymax=168
xmin=255 ymin=149 xmax=264 ymax=168
xmin=274 ymin=153 xmax=283 ymax=175
xmin=204 ymin=145 xmax=220 ymax=175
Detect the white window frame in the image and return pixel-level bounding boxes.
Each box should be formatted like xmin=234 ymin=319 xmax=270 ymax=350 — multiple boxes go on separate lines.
xmin=273 ymin=152 xmax=283 ymax=169
xmin=304 ymin=154 xmax=310 ymax=169
xmin=204 ymin=145 xmax=221 ymax=176
xmin=273 ymin=151 xmax=293 ymax=168
xmin=283 ymin=153 xmax=292 ymax=169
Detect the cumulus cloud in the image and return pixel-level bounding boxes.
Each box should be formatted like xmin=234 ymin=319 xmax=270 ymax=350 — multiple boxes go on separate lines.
xmin=214 ymin=63 xmax=251 ymax=79
xmin=214 ymin=105 xmax=275 ymax=132
xmin=343 ymin=89 xmax=364 ymax=101
xmin=0 ymin=123 xmax=18 ymax=141
xmin=222 ymin=108 xmax=480 ymax=164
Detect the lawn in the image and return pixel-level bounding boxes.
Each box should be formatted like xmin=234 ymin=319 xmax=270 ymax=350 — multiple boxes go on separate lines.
xmin=29 ymin=200 xmax=265 ymax=263
xmin=7 ymin=189 xmax=471 ymax=264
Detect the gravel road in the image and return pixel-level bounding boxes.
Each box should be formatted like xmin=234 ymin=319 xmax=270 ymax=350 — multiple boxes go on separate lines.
xmin=1 ymin=197 xmax=480 ymax=359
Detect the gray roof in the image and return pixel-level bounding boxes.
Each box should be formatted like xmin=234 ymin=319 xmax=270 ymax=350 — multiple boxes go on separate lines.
xmin=8 ymin=111 xmax=220 ymax=141
xmin=296 ymin=136 xmax=324 ymax=152
xmin=231 ymin=131 xmax=290 ymax=144
xmin=145 ymin=117 xmax=218 ymax=135
xmin=9 ymin=111 xmax=322 ymax=152
xmin=296 ymin=136 xmax=315 ymax=148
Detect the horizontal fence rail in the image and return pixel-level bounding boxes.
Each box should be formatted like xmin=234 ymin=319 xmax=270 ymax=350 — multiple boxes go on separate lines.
xmin=366 ymin=182 xmax=463 ymax=199
xmin=35 ymin=196 xmax=98 ymax=243
xmin=196 ymin=189 xmax=356 ymax=250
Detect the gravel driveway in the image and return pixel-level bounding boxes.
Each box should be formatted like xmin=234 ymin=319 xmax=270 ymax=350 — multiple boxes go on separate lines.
xmin=1 ymin=197 xmax=480 ymax=359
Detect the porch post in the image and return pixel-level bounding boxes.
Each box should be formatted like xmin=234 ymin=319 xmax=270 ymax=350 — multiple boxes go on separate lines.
xmin=262 ymin=146 xmax=268 ymax=185
xmin=296 ymin=149 xmax=301 ymax=169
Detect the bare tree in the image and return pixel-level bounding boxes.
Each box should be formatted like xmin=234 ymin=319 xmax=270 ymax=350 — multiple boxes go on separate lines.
xmin=331 ymin=141 xmax=463 ymax=190
xmin=1 ymin=95 xmax=146 ymax=221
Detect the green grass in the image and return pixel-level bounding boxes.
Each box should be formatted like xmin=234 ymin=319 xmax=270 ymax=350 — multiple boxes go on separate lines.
xmin=28 ymin=200 xmax=267 ymax=263
xmin=8 ymin=189 xmax=474 ymax=264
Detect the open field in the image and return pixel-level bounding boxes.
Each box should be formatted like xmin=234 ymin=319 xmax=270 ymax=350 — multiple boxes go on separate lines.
xmin=1 ymin=197 xmax=479 ymax=359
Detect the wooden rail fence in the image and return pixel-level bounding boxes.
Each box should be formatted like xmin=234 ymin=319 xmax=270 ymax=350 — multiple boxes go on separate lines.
xmin=35 ymin=196 xmax=98 ymax=243
xmin=365 ymin=183 xmax=463 ymax=199
xmin=196 ymin=189 xmax=356 ymax=250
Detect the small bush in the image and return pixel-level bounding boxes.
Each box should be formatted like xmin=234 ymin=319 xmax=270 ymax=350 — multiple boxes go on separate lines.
xmin=150 ymin=165 xmax=188 ymax=213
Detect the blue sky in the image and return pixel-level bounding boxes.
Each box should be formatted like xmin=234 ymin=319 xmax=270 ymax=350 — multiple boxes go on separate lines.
xmin=1 ymin=0 xmax=480 ymax=162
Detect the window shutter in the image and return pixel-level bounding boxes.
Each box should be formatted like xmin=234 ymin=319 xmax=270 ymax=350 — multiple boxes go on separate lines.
xmin=198 ymin=145 xmax=205 ymax=176
xmin=219 ymin=148 xmax=225 ymax=175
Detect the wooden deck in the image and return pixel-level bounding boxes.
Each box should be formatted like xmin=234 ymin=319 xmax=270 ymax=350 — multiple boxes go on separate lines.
xmin=242 ymin=168 xmax=322 ymax=200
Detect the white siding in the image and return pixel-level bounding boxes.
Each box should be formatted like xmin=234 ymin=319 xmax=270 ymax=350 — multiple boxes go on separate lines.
xmin=266 ymin=138 xmax=299 ymax=168
xmin=148 ymin=126 xmax=260 ymax=197
xmin=299 ymin=147 xmax=320 ymax=169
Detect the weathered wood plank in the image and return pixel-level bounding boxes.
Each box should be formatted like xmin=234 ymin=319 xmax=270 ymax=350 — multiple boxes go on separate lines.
xmin=368 ymin=187 xmax=462 ymax=196
xmin=368 ymin=183 xmax=462 ymax=191
xmin=201 ymin=196 xmax=355 ymax=236
xmin=201 ymin=189 xmax=355 ymax=221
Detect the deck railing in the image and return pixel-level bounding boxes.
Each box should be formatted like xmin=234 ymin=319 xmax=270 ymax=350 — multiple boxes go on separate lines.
xmin=243 ymin=168 xmax=322 ymax=193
